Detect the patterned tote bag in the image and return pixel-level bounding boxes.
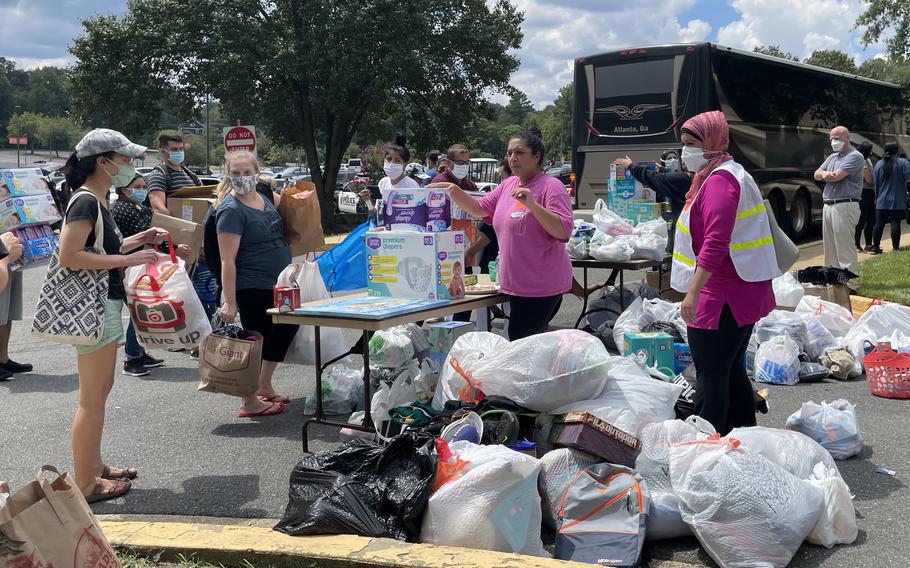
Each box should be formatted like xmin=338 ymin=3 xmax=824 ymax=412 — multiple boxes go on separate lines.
xmin=31 ymin=191 xmax=109 ymax=345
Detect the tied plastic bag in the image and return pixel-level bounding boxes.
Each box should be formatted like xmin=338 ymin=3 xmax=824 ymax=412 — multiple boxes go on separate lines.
xmin=593 ymin=199 xmax=633 ymax=236
xmin=785 ymin=399 xmax=863 ymax=460
xmin=304 ymin=364 xmax=363 ymax=415
xmin=567 ymin=221 xmax=596 ymax=259
xmin=630 ymin=219 xmax=669 ymax=262
xmin=796 ymin=295 xmax=855 ymax=338
xmin=538 ymin=448 xmax=601 ymax=529
xmin=613 ymin=298 xmax=686 ymax=355
xmin=755 ymin=333 xmax=801 ymax=385
xmin=844 ymin=303 xmax=910 ymax=366
xmin=589 ymin=234 xmax=634 ymax=262
xmin=274 ymin=432 xmax=436 ymax=541
xmin=432 ymin=332 xmax=508 ymax=410
xmin=669 ymin=438 xmax=825 ymax=568
xmin=800 ymin=314 xmax=837 ymax=361
xmin=807 ymin=463 xmax=858 ymax=547
xmin=613 ymin=297 xmax=645 ymax=355
xmin=420 ymin=441 xmax=547 ymax=557
xmin=368 ymin=327 xmax=415 ymax=368
xmin=772 ymin=272 xmax=804 ymax=308
xmin=754 ymin=310 xmax=810 ymax=356
xmin=284 ymin=260 xmax=349 ymax=366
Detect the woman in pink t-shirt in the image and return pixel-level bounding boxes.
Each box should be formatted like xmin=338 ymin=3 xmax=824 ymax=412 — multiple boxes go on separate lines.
xmin=432 ymin=127 xmax=573 ymax=339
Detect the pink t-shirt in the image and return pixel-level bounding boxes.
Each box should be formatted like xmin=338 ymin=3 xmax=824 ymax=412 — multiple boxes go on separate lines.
xmin=689 ymin=170 xmax=775 ymax=330
xmin=476 ymin=174 xmax=573 ymax=297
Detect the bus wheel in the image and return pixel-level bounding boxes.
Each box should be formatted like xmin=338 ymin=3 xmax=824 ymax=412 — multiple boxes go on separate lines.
xmin=786 ymin=191 xmax=811 ymax=242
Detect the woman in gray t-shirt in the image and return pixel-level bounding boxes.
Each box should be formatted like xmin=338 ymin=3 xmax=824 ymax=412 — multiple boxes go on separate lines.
xmin=215 ymin=150 xmax=296 ymax=418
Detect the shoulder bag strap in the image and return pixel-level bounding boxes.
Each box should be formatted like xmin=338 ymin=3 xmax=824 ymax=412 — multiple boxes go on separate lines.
xmin=65 ymin=190 xmax=106 ymax=255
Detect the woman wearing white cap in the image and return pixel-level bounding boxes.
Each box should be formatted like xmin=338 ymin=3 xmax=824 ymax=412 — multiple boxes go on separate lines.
xmin=59 ymin=128 xmax=169 ymax=503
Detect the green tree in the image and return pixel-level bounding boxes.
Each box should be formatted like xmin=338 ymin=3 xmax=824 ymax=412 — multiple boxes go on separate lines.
xmin=70 ymin=0 xmax=523 ymax=229
xmin=24 ymin=67 xmax=71 ymax=116
xmin=36 ymin=116 xmax=83 ymax=157
xmin=857 ymin=57 xmax=892 ymax=80
xmin=501 ymin=91 xmax=535 ymax=126
xmin=804 ymin=50 xmax=857 ymax=73
xmin=856 ymin=1 xmax=910 ymax=60
xmin=752 ymin=45 xmax=800 ymax=61
xmin=6 ymin=112 xmax=45 ymax=153
xmin=537 ymin=83 xmax=572 ymax=161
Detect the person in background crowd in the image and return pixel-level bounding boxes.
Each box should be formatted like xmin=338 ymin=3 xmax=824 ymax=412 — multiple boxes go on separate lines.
xmin=0 ymin=231 xmax=25 ymax=382
xmin=358 ymin=135 xmax=420 ymax=210
xmin=854 ymin=141 xmax=876 ymax=253
xmin=672 ymin=111 xmax=778 ymax=435
xmin=112 ymin=174 xmax=191 ymax=377
xmin=498 ymin=159 xmax=512 ymax=183
xmin=61 ymin=128 xmax=170 ymax=502
xmin=434 ymin=127 xmax=573 ymax=340
xmin=422 ymin=150 xmax=442 ymax=186
xmin=433 ymin=144 xmax=478 ymax=192
xmin=814 ymin=126 xmax=864 ymax=274
xmin=215 ymin=150 xmax=297 ymax=418
xmin=146 ymin=133 xmax=201 ymax=215
xmin=871 ymin=142 xmax=910 ymax=253
xmin=405 ymin=162 xmax=425 ymax=185
xmin=611 ymin=149 xmax=690 ymax=223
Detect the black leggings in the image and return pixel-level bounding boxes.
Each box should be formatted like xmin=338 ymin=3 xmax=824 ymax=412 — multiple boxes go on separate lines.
xmin=506 ymin=294 xmax=562 ymax=341
xmin=687 ymin=304 xmax=756 ymax=435
xmin=855 ymin=189 xmax=876 ymax=248
xmin=873 ymin=209 xmax=904 ymax=251
xmin=236 ymin=288 xmax=299 ymax=362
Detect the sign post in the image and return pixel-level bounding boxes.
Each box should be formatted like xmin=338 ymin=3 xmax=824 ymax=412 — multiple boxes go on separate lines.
xmin=8 ymin=137 xmax=27 ymax=167
xmin=222 ymin=126 xmax=257 ymax=156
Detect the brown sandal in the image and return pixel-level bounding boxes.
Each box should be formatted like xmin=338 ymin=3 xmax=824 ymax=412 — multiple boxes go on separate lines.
xmin=102 ymin=465 xmax=138 ymax=480
xmin=85 ymin=478 xmax=131 ymax=504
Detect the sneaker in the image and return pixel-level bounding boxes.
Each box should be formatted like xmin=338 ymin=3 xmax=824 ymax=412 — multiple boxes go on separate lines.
xmin=122 ymin=360 xmax=150 ymax=377
xmin=864 ymin=245 xmax=876 ymax=252
xmin=870 ymin=247 xmax=884 ymax=255
xmin=0 ymin=359 xmax=33 ymax=373
xmin=137 ymin=353 xmax=164 ymax=368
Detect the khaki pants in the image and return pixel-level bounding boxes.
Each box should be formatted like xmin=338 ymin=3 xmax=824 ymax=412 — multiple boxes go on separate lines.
xmin=823 ymin=202 xmax=861 ymax=274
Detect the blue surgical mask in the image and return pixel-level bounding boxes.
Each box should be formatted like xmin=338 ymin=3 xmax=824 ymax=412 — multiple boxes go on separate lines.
xmin=168 ymin=150 xmax=185 ymax=165
xmin=662 ymin=158 xmax=680 ymax=172
xmin=131 ymin=188 xmax=149 ymax=203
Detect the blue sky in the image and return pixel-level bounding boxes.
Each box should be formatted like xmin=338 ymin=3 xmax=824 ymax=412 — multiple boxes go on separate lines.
xmin=0 ymin=0 xmax=885 ymax=107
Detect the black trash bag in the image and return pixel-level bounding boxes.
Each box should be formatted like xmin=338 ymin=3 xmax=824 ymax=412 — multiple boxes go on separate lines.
xmin=584 ymin=283 xmax=659 ymax=350
xmin=274 ymin=431 xmax=437 ymax=541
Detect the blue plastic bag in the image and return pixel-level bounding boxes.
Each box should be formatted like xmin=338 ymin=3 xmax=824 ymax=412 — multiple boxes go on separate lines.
xmin=317 ymin=221 xmax=370 ymax=292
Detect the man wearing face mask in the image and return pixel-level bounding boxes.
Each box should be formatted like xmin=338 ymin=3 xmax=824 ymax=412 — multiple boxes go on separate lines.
xmin=431 ymin=144 xmax=478 ymax=192
xmin=814 ymin=126 xmax=865 ymax=274
xmin=146 ymin=134 xmax=201 ymax=215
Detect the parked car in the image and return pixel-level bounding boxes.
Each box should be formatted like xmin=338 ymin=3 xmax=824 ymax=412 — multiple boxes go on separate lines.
xmin=275 ymin=166 xmax=308 ymax=180
xmin=546 ymin=163 xmax=573 ymax=186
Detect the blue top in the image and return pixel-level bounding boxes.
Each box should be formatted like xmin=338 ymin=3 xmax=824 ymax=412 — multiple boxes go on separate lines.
xmin=421 ymin=168 xmax=438 ymax=186
xmin=873 ymin=157 xmax=910 ymax=211
xmin=819 ymin=148 xmax=864 ymax=200
xmin=216 ymin=193 xmax=292 ymax=290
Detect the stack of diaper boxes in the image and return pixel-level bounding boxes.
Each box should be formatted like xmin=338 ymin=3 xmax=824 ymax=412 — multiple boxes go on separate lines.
xmin=0 ymin=168 xmax=62 ymax=265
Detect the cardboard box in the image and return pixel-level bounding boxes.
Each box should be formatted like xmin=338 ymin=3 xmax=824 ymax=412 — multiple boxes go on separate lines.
xmin=170 ymin=184 xmax=217 ymax=198
xmin=451 ymin=191 xmax=486 ymax=221
xmin=624 ymin=332 xmax=674 ymax=373
xmin=384 ymin=188 xmax=451 ymax=232
xmin=627 ymin=200 xmax=662 ymax=225
xmin=428 ymin=320 xmax=475 ymax=368
xmin=553 ymin=411 xmax=642 ymax=467
xmin=151 ymin=212 xmax=204 ymax=265
xmin=0 ymin=194 xmax=62 ymax=230
xmin=0 ymin=168 xmax=51 ymax=198
xmin=804 ymin=284 xmax=851 ymax=311
xmin=674 ymin=342 xmax=692 ymax=375
xmin=365 ymin=230 xmax=466 ymax=300
xmin=167 ymin=198 xmax=214 ymax=225
xmin=608 ymin=170 xmax=652 ymax=221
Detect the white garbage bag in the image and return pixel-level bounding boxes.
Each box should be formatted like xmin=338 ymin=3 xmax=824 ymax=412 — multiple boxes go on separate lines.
xmin=799 ymin=313 xmax=838 ymax=361
xmin=421 ymin=442 xmax=547 ymax=557
xmin=754 ymin=333 xmax=801 ymax=386
xmin=669 ymin=438 xmax=825 ymax=568
xmin=590 ymin=234 xmax=634 ymax=262
xmin=772 ymin=272 xmax=804 ymax=308
xmin=304 ymin=364 xmax=363 ymax=415
xmin=796 ymin=296 xmax=855 ymax=339
xmin=593 ymin=199 xmax=633 ymax=236
xmin=785 ymin=399 xmax=863 ymax=460
xmin=368 ymin=326 xmax=415 ymax=369
xmin=843 ymin=303 xmax=910 ymax=365
xmin=613 ymin=297 xmax=644 ymax=355
xmin=728 ymin=426 xmax=840 ymax=480
xmin=370 ymin=369 xmax=418 ymax=436
xmin=754 ymin=310 xmax=810 ymax=355
xmin=538 ymin=448 xmax=601 ymax=529
xmin=806 ymin=463 xmax=858 ymax=548
xmin=467 ymin=330 xmax=612 ymax=413
xmin=630 ymin=219 xmax=669 ymax=261
xmin=432 ymin=332 xmax=509 ymax=410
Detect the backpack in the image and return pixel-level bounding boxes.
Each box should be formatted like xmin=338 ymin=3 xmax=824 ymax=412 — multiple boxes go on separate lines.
xmin=555 ymin=463 xmax=650 ymax=567
xmin=153 ymin=163 xmax=202 ymax=188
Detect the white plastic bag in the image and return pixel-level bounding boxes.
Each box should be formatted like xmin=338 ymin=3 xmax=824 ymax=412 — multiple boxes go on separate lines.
xmin=669 ymin=438 xmax=825 ymax=568
xmin=126 ymin=253 xmax=212 ymax=350
xmin=754 ymin=333 xmax=801 ymax=385
xmin=785 ymin=399 xmax=863 ymax=460
xmin=593 ymin=199 xmax=633 ymax=236
xmin=566 ymin=236 xmax=589 ymax=259
xmin=421 ymin=442 xmax=547 ymax=557
xmin=370 ymin=369 xmax=418 ymax=436
xmin=432 ymin=332 xmax=508 ymax=410
xmin=806 ymin=463 xmax=858 ymax=548
xmin=284 ymin=260 xmax=349 ymax=365
xmin=304 ymin=364 xmax=363 ymax=415
xmin=613 ymin=297 xmax=644 ymax=355
xmin=630 ymin=219 xmax=669 ymax=261
xmin=772 ymin=272 xmax=804 ymax=308
xmin=799 ymin=314 xmax=838 ymax=361
xmin=844 ymin=303 xmax=910 ymax=365
xmin=728 ymin=426 xmax=840 ymax=481
xmin=368 ymin=327 xmax=414 ymax=368
xmin=589 ymin=234 xmax=634 ymax=262
xmin=467 ymin=330 xmax=612 ymax=412
xmin=796 ymin=295 xmax=855 ymax=339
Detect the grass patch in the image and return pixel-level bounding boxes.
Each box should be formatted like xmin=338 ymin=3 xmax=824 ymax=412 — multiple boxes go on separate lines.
xmin=116 ymin=550 xmax=326 ymax=568
xmin=859 ymin=248 xmax=910 ymax=305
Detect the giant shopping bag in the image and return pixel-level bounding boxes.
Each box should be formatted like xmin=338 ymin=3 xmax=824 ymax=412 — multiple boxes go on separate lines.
xmin=125 ymin=240 xmax=211 ymax=350
xmin=284 ymin=259 xmax=349 ymax=365
xmin=317 ymin=221 xmax=370 ymax=292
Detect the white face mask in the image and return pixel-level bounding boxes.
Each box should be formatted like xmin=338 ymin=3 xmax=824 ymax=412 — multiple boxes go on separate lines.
xmin=831 ymin=139 xmax=845 ymax=152
xmin=450 ymin=163 xmax=470 ymax=180
xmin=384 ymin=161 xmax=404 ymax=179
xmin=229 ymin=175 xmax=258 ymax=195
xmin=681 ymin=146 xmax=708 ymax=172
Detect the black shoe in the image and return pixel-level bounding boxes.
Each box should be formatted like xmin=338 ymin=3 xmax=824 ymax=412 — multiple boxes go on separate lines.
xmin=0 ymin=359 xmax=32 ymax=373
xmin=0 ymin=367 xmax=13 ymax=382
xmin=870 ymin=247 xmax=883 ymax=255
xmin=122 ymin=360 xmax=150 ymax=377
xmin=138 ymin=353 xmax=165 ymax=368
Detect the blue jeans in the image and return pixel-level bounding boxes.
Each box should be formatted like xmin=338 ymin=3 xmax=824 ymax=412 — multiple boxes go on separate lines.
xmin=124 ymin=319 xmax=144 ymax=360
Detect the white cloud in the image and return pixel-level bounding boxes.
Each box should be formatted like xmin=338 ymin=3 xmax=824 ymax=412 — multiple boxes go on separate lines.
xmin=8 ymin=57 xmax=71 ymax=70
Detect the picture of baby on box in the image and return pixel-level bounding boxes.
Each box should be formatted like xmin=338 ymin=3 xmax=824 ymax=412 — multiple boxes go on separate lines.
xmin=448 ymin=260 xmax=465 ymax=298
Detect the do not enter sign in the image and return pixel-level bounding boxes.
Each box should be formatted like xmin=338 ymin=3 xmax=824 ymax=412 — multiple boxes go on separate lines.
xmin=223 ymin=125 xmax=257 ymax=155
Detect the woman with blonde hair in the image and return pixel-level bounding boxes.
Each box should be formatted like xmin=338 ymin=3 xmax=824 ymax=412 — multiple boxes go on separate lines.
xmin=210 ymin=150 xmax=296 ymax=417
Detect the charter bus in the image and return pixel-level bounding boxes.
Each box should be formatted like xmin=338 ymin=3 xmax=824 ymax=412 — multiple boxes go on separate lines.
xmin=572 ymin=42 xmax=910 ymax=240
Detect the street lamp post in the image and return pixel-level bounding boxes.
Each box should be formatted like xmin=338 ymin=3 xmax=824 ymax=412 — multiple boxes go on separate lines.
xmin=14 ymin=105 xmax=21 ymax=167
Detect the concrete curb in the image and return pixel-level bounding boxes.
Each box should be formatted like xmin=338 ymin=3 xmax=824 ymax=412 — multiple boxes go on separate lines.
xmin=99 ymin=518 xmax=700 ymax=568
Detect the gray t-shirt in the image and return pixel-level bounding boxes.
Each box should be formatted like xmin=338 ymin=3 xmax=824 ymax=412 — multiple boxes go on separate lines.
xmin=216 ymin=193 xmax=291 ymax=290
xmin=146 ymin=165 xmax=200 ymax=198
xmin=819 ymin=148 xmax=864 ymax=200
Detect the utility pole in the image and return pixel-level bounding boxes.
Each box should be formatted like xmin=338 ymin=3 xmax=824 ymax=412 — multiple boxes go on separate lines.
xmin=205 ymin=94 xmax=211 ymax=173
xmin=14 ymin=105 xmax=21 ymax=167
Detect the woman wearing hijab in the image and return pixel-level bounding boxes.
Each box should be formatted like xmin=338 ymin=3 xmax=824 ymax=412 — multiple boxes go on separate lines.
xmin=670 ymin=111 xmax=780 ymax=435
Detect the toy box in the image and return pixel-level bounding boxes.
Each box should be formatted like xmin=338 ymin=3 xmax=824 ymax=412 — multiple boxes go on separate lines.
xmin=365 ymin=231 xmax=465 ymax=300
xmin=428 ymin=320 xmax=474 ymax=368
xmin=624 ymin=332 xmax=674 ymax=374
xmin=0 ymin=194 xmax=62 ymax=230
xmin=0 ymin=168 xmax=51 ymax=199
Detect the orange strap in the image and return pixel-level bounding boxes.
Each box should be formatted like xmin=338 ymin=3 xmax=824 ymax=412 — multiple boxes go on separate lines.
xmin=448 ymin=357 xmax=484 ymax=404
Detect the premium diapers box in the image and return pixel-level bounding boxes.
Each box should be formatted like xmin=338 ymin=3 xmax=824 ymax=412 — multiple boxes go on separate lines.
xmin=384 ymin=188 xmax=451 ymax=232
xmin=0 ymin=194 xmax=62 ymax=231
xmin=365 ymin=231 xmax=466 ymax=300
xmin=0 ymin=168 xmax=51 ymax=199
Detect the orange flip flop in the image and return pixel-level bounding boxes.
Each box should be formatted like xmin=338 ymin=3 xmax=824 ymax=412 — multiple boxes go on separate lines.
xmin=239 ymin=401 xmax=285 ymax=418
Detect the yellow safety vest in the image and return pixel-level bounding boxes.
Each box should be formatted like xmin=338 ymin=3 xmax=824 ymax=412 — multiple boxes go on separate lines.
xmin=671 ymin=161 xmax=781 ymax=293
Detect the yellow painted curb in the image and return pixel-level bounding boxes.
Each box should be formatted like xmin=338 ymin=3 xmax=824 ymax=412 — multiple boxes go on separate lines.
xmin=101 ymin=520 xmax=597 ymax=568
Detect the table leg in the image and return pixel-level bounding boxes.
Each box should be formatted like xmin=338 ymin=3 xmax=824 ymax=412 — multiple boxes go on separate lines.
xmin=573 ymin=267 xmax=589 ymax=329
xmin=619 ymin=269 xmax=626 ymax=311
xmin=360 ymin=330 xmax=372 ymax=430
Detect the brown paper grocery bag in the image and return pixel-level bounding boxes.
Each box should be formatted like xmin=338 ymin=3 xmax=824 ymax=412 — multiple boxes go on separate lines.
xmin=0 ymin=465 xmax=121 ymax=568
xmin=198 ymin=331 xmax=262 ymax=397
xmin=278 ymin=180 xmax=325 ymax=256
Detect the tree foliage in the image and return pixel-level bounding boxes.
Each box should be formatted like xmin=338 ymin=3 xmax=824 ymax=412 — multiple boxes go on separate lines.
xmin=804 ymin=50 xmax=858 ymax=74
xmin=856 ymin=1 xmax=910 ymax=60
xmin=753 ymin=45 xmax=799 ymax=61
xmin=7 ymin=112 xmax=82 ymax=156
